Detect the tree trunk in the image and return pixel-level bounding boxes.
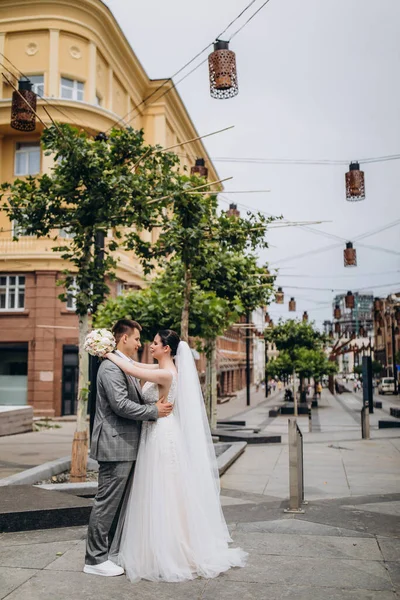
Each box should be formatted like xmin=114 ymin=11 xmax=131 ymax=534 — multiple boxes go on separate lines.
xmin=70 ymin=312 xmax=89 ymax=483
xmin=181 ymin=265 xmax=191 ymax=342
xmin=205 ymin=339 xmax=218 ymax=429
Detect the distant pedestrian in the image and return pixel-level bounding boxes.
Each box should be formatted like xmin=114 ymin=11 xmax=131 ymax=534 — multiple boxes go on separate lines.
xmin=316 ymin=382 xmax=322 ymax=399
xmin=278 ymin=381 xmax=282 ymax=391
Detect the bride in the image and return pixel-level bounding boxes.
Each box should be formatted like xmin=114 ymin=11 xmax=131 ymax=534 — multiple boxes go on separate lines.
xmin=105 ymin=329 xmax=247 ymax=582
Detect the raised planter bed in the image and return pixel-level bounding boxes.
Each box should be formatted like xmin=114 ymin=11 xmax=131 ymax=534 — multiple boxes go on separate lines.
xmin=0 ymin=406 xmax=33 ymax=437
xmin=390 ymin=407 xmax=400 ymax=418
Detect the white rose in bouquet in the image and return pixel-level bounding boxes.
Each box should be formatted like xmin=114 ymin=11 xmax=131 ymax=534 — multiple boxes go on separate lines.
xmin=84 ymin=329 xmax=116 ymax=358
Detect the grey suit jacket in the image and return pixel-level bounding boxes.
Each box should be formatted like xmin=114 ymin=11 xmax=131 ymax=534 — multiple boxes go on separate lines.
xmin=90 ymin=358 xmax=158 ymax=462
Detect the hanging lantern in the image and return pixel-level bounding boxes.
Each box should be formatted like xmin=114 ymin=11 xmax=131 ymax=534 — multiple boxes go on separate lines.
xmin=208 ymin=40 xmax=238 ymax=99
xmin=11 ymin=79 xmax=37 ymax=132
xmin=344 ymin=241 xmax=357 ymax=267
xmin=265 ymin=312 xmax=270 ymax=323
xmin=334 ymin=304 xmax=341 ymax=319
xmin=334 ymin=322 xmax=341 ymax=334
xmin=190 ymin=158 xmax=208 ymax=179
xmin=345 ymin=161 xmax=365 ymax=201
xmin=275 ymin=287 xmax=284 ymax=304
xmin=302 ymin=311 xmax=308 ymax=322
xmin=345 ymin=291 xmax=355 ymax=309
xmin=288 ymin=297 xmax=296 ymax=312
xmin=374 ymin=297 xmax=383 ymax=311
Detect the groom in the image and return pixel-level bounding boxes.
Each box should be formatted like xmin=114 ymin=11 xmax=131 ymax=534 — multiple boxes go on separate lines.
xmin=84 ymin=318 xmax=173 ymax=577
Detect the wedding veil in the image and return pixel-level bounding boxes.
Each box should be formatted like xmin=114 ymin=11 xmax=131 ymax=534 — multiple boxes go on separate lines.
xmin=175 ymin=341 xmax=230 ymax=540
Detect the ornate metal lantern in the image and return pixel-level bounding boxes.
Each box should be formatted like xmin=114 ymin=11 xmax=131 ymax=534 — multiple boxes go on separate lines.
xmin=275 ymin=287 xmax=284 ymax=304
xmin=265 ymin=312 xmax=271 ymax=324
xmin=344 ymin=241 xmax=357 ymax=267
xmin=208 ymin=40 xmax=238 ymax=99
xmin=334 ymin=304 xmax=341 ymax=319
xmin=11 ymin=79 xmax=37 ymax=132
xmin=191 ymin=158 xmax=208 ymax=179
xmin=374 ymin=297 xmax=383 ymax=311
xmin=345 ymin=291 xmax=355 ymax=309
xmin=345 ymin=161 xmax=365 ymax=201
xmin=288 ymin=297 xmax=296 ymax=312
xmin=334 ymin=322 xmax=341 ymax=334
xmin=302 ymin=311 xmax=308 ymax=322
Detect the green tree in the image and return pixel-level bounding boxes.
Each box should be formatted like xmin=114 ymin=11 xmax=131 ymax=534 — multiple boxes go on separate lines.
xmin=265 ymin=320 xmax=330 ymax=412
xmin=95 ymin=250 xmax=276 ymax=426
xmin=0 ymin=123 xmax=180 ymax=481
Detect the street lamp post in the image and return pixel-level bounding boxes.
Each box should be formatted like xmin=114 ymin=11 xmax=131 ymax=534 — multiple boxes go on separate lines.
xmin=246 ymin=310 xmax=251 ymax=406
xmin=391 ymin=319 xmax=398 ymax=396
xmin=89 ymin=229 xmax=105 ymax=438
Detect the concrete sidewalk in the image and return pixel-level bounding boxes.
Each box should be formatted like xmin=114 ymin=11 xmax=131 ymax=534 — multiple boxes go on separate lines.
xmin=0 ymin=491 xmax=398 ymax=599
xmin=0 ymin=421 xmax=77 ymax=479
xmin=0 ymin=386 xmax=399 ymax=598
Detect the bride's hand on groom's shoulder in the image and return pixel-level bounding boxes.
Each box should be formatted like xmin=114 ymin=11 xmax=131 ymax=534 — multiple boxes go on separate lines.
xmin=156 ymin=397 xmax=173 ymax=418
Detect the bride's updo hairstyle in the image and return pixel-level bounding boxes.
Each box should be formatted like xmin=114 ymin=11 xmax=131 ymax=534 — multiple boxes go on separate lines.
xmin=157 ymin=329 xmax=180 ymax=357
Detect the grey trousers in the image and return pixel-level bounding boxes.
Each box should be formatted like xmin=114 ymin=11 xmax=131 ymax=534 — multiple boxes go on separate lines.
xmin=85 ymin=461 xmax=135 ymax=565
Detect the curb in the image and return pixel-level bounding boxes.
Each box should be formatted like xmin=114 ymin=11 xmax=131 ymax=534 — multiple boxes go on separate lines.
xmin=0 ymin=457 xmax=99 ymax=487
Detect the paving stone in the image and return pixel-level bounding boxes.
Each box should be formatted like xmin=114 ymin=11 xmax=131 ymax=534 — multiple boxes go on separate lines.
xmin=45 ymin=539 xmax=85 ymax=571
xmin=222 ymin=553 xmax=392 ymax=590
xmin=0 ymin=540 xmax=77 ymax=569
xmin=377 ymin=537 xmax=400 ymax=561
xmin=343 ymin=501 xmax=400 ymax=517
xmin=235 ymin=518 xmax=373 ymax=538
xmin=220 ymin=496 xmax=254 ymax=507
xmin=3 ymin=569 xmax=206 ymax=600
xmin=203 ymin=580 xmax=398 ymax=600
xmin=231 ymin=531 xmax=382 ymax=561
xmin=0 ymin=566 xmax=38 ymax=600
xmin=386 ymin=561 xmax=400 ymax=590
xmin=0 ymin=525 xmax=87 ymax=547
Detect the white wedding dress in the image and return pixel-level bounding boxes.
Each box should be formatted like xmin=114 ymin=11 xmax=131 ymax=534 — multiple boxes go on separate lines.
xmin=110 ymin=342 xmax=247 ymax=583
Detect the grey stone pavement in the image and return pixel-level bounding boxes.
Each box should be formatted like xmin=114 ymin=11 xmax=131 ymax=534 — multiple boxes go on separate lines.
xmin=0 ymin=387 xmax=400 ymax=599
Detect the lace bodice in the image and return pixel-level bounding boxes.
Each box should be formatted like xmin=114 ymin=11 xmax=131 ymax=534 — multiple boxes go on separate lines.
xmin=142 ymin=371 xmax=177 ymax=406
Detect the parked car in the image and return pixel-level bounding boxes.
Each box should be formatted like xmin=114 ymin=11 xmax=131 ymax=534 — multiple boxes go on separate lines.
xmin=378 ymin=377 xmax=396 ymax=395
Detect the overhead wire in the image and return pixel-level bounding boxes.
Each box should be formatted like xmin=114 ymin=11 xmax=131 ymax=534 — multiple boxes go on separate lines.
xmin=0 ymin=54 xmax=93 ymax=135
xmin=106 ymin=0 xmax=273 ymax=132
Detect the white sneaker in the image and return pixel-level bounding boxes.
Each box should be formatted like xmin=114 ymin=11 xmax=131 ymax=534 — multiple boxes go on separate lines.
xmin=83 ymin=560 xmax=124 ymax=577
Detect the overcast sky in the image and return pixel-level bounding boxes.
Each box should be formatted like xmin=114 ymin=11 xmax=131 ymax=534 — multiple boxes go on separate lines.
xmin=105 ymin=0 xmax=400 ymax=326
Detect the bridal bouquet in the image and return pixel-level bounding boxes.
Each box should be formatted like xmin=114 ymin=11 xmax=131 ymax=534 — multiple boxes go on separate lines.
xmin=84 ymin=329 xmax=116 ymax=358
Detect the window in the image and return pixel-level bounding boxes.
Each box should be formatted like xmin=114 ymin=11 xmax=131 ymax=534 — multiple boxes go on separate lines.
xmin=66 ymin=277 xmax=78 ymax=311
xmin=59 ymin=228 xmax=75 ymax=239
xmin=15 ymin=143 xmax=41 ymax=176
xmin=0 ymin=275 xmax=25 ymax=311
xmin=29 ymin=75 xmax=44 ymax=97
xmin=12 ymin=220 xmax=33 ymax=237
xmin=60 ymin=77 xmax=84 ymax=101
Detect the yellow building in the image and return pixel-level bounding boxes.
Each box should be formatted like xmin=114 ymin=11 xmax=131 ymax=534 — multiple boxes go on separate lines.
xmin=0 ymin=0 xmax=217 ymax=416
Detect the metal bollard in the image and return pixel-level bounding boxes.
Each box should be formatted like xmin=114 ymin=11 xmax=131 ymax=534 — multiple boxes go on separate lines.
xmin=284 ymin=418 xmax=308 ymax=513
xmin=308 ymin=402 xmax=312 ymax=433
xmin=361 ymin=405 xmax=370 ymax=439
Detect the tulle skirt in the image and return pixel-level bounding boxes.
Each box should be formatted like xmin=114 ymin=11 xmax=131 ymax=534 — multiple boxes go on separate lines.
xmin=110 ymin=414 xmax=247 ymax=582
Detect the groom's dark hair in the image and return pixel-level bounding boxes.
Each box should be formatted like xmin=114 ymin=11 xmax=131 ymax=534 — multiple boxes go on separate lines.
xmin=112 ymin=319 xmax=142 ymax=344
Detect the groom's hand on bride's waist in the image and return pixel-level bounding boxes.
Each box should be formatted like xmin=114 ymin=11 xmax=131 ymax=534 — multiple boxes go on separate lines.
xmin=156 ymin=397 xmax=173 ymax=418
